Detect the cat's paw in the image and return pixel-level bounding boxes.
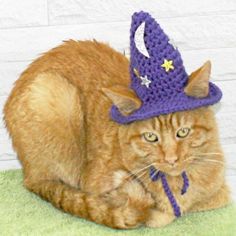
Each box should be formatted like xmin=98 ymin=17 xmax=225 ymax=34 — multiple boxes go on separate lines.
xmin=111 ymin=205 xmax=143 ymax=229
xmin=146 ymin=209 xmax=175 ymax=228
xmin=102 ymin=178 xmax=155 ymax=229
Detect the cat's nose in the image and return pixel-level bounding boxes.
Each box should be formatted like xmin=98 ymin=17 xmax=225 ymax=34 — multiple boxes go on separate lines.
xmin=165 ymin=156 xmax=178 ymax=165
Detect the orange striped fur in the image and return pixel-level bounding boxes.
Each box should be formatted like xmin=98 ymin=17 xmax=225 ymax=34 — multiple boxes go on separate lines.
xmin=3 ymin=40 xmax=230 ymax=228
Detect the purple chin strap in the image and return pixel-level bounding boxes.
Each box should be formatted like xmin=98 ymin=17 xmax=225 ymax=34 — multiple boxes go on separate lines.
xmin=149 ymin=166 xmax=189 ymax=217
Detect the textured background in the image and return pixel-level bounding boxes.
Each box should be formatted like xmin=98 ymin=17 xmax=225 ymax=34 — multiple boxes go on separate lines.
xmin=0 ymin=0 xmax=235 ymax=200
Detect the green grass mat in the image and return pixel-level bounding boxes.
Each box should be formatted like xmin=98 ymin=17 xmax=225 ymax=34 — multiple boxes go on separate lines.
xmin=0 ymin=169 xmax=235 ymax=236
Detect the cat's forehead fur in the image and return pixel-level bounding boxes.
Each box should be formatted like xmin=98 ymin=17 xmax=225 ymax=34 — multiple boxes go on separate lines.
xmin=125 ymin=107 xmax=214 ymax=134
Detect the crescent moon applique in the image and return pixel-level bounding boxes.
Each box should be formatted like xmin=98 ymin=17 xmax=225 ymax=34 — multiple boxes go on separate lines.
xmin=134 ymin=22 xmax=150 ymax=58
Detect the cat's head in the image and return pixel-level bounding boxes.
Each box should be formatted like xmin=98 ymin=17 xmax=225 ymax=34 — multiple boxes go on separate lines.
xmin=103 ymin=61 xmax=222 ymax=176
xmin=117 ymin=106 xmax=220 ymax=177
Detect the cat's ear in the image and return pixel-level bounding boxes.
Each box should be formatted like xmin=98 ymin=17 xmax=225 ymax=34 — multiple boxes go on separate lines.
xmin=102 ymin=85 xmax=141 ymax=116
xmin=184 ymin=61 xmax=211 ymax=98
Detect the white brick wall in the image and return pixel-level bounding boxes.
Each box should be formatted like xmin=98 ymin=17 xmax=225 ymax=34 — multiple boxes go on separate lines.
xmin=0 ymin=1 xmax=235 ymax=200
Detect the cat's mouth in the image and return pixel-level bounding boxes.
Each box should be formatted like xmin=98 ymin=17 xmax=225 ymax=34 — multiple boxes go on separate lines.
xmin=165 ymin=169 xmax=183 ymax=177
xmin=156 ymin=163 xmax=185 ymax=177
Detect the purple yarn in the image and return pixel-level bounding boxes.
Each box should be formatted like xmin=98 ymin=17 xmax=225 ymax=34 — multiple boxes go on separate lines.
xmin=149 ymin=165 xmax=160 ymax=181
xmin=181 ymin=171 xmax=189 ymax=195
xmin=160 ymin=173 xmax=181 ymax=217
xmin=149 ymin=166 xmax=189 ymax=217
xmin=110 ymin=11 xmax=222 ymax=124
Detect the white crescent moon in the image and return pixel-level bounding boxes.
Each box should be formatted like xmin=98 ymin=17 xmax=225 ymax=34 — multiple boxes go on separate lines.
xmin=134 ymin=22 xmax=150 ymax=58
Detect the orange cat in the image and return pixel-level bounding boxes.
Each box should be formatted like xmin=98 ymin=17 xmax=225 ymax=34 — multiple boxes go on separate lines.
xmin=3 ymin=40 xmax=230 ymax=229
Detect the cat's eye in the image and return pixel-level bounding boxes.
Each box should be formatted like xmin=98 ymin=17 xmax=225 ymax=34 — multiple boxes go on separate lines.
xmin=176 ymin=128 xmax=190 ymax=138
xmin=143 ymin=132 xmax=158 ymax=142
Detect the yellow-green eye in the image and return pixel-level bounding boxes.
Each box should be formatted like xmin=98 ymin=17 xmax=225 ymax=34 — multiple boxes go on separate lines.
xmin=143 ymin=132 xmax=158 ymax=142
xmin=177 ymin=128 xmax=190 ymax=138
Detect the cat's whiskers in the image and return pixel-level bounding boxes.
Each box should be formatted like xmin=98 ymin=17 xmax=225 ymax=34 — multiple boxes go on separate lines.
xmin=131 ymin=162 xmax=154 ymax=176
xmin=144 ymin=171 xmax=158 ymax=186
xmin=194 ymin=161 xmax=224 ymax=167
xmin=194 ymin=154 xmax=224 ymax=163
xmin=194 ymin=152 xmax=223 ymax=156
xmin=184 ymin=155 xmax=236 ymax=174
xmin=184 ymin=155 xmax=224 ymax=164
xmin=135 ymin=169 xmax=149 ymax=180
xmin=183 ymin=156 xmax=197 ymax=163
xmin=140 ymin=166 xmax=161 ymax=187
xmin=137 ymin=170 xmax=152 ymax=186
xmin=183 ymin=157 xmax=225 ymax=174
xmin=194 ymin=158 xmax=224 ymax=164
xmin=184 ymin=153 xmax=223 ymax=161
xmin=124 ymin=162 xmax=155 ymax=181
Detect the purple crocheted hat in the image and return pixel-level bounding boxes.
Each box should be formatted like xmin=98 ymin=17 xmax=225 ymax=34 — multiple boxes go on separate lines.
xmin=111 ymin=11 xmax=222 ymax=124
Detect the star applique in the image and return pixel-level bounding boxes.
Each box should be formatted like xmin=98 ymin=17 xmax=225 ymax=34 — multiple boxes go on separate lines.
xmin=168 ymin=38 xmax=178 ymax=50
xmin=161 ymin=59 xmax=174 ymax=72
xmin=140 ymin=75 xmax=151 ymax=88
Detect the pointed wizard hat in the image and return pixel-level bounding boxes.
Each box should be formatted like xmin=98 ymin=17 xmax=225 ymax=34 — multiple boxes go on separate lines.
xmin=110 ymin=11 xmax=222 ymax=124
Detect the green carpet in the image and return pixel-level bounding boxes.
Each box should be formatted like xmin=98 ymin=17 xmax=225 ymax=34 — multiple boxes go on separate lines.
xmin=0 ymin=170 xmax=235 ymax=236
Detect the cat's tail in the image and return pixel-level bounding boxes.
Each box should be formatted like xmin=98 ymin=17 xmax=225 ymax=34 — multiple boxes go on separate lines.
xmin=24 ymin=179 xmax=151 ymax=229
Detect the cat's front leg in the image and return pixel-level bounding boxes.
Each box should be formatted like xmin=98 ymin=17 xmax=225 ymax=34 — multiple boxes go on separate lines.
xmin=146 ymin=209 xmax=175 ymax=228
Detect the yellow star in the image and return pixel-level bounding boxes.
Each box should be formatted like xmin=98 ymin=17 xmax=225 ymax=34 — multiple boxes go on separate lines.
xmin=161 ymin=59 xmax=174 ymax=72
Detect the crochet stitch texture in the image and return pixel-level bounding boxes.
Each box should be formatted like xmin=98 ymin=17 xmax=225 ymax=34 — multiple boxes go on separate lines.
xmin=111 ymin=11 xmax=222 ymax=124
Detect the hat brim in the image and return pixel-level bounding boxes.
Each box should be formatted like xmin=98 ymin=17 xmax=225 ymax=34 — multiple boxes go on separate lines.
xmin=110 ymin=82 xmax=222 ymax=124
